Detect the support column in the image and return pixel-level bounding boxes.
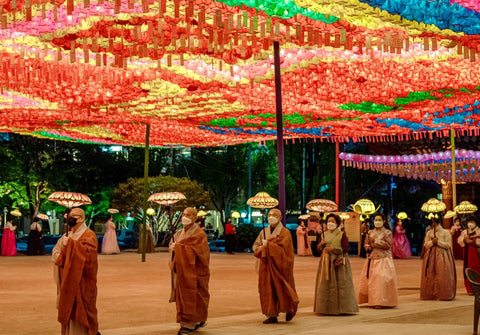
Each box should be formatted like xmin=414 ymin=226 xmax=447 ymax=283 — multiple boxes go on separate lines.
xmin=141 ymin=123 xmax=150 ymax=262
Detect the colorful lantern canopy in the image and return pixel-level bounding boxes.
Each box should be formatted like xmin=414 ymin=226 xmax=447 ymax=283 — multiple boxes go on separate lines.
xmin=306 ymin=199 xmax=338 ymax=213
xmin=47 ymin=192 xmax=92 ymax=208
xmin=421 ymin=198 xmax=446 ymax=213
xmin=247 ymin=192 xmax=279 ymax=209
xmin=1 ymin=1 xmax=480 ymax=147
xmin=454 ymin=201 xmax=478 ymax=215
xmin=107 ymin=208 xmax=120 ymax=214
xmin=147 ymin=192 xmax=186 ymax=205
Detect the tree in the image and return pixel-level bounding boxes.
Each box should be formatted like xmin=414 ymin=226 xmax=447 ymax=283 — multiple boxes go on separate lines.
xmin=110 ymin=175 xmax=211 ymax=245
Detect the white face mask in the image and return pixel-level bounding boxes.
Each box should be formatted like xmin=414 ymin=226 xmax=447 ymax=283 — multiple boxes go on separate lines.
xmin=468 ymin=222 xmax=477 ymax=230
xmin=327 ymin=222 xmax=337 ymax=231
xmin=374 ymin=220 xmax=384 ymax=228
xmin=268 ymin=217 xmax=279 ymax=226
xmin=181 ymin=217 xmax=192 ymax=226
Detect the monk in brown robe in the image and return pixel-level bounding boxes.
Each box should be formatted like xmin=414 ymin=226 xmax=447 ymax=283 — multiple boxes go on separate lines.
xmin=253 ymin=208 xmax=299 ymax=324
xmin=52 ymin=207 xmax=99 ymax=335
xmin=169 ymin=207 xmax=210 ymax=335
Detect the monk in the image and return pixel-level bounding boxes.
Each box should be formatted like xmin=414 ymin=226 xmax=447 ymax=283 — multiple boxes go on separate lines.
xmin=52 ymin=207 xmax=99 ymax=335
xmin=169 ymin=207 xmax=210 ymax=335
xmin=252 ymin=208 xmax=299 ymax=324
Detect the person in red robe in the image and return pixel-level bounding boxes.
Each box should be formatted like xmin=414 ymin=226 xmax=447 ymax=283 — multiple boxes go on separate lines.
xmin=169 ymin=207 xmax=210 ymax=335
xmin=52 ymin=207 xmax=99 ymax=335
xmin=252 ymin=208 xmax=299 ymax=324
xmin=458 ymin=215 xmax=480 ymax=294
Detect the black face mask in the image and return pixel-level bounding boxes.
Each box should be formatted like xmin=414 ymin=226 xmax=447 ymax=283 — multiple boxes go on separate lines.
xmin=66 ymin=216 xmax=78 ymax=227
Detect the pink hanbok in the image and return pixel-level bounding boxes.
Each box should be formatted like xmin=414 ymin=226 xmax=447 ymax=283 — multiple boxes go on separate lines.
xmin=102 ymin=220 xmax=120 ymax=254
xmin=1 ymin=222 xmax=17 ymax=256
xmin=296 ymin=225 xmax=312 ymax=256
xmin=358 ymin=227 xmax=398 ymax=307
xmin=392 ymin=225 xmax=412 ymax=259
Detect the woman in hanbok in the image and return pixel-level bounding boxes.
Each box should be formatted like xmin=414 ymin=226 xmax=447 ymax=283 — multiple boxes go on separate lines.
xmin=450 ymin=217 xmax=464 ymax=260
xmin=314 ymin=213 xmax=358 ymax=315
xmin=27 ymin=217 xmax=45 ymax=255
xmin=457 ymin=215 xmax=480 ymax=294
xmin=359 ymin=212 xmax=398 ymax=308
xmin=296 ymin=220 xmax=312 ymax=256
xmin=420 ymin=215 xmax=456 ymax=300
xmin=392 ymin=212 xmax=412 ymax=259
xmin=1 ymin=219 xmax=17 ymax=256
xmin=102 ymin=216 xmax=120 ymax=254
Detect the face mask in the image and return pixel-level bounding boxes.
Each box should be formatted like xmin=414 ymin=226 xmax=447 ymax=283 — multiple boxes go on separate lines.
xmin=327 ymin=222 xmax=337 ymax=231
xmin=66 ymin=216 xmax=78 ymax=227
xmin=468 ymin=222 xmax=477 ymax=230
xmin=374 ymin=220 xmax=384 ymax=228
xmin=268 ymin=217 xmax=279 ymax=225
xmin=181 ymin=217 xmax=192 ymax=226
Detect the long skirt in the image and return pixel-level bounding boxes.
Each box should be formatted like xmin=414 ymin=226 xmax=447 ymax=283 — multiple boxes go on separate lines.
xmin=1 ymin=229 xmax=17 ymax=256
xmin=358 ymin=257 xmax=398 ymax=307
xmin=420 ymin=246 xmax=456 ymax=300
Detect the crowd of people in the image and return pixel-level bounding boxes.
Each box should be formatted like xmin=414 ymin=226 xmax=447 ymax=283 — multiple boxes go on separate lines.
xmin=2 ymin=205 xmax=480 ymax=335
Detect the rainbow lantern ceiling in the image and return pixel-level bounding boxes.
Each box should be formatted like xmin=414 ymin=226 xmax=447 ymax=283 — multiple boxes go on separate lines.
xmin=2 ymin=0 xmax=480 ymax=146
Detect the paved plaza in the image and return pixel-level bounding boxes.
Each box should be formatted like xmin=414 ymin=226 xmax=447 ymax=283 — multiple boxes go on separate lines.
xmin=0 ymin=251 xmax=474 ymax=335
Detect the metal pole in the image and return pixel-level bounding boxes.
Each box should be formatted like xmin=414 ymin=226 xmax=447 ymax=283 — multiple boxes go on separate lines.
xmin=335 ymin=142 xmax=339 ymax=207
xmin=450 ymin=129 xmax=456 ymax=209
xmin=302 ymin=145 xmax=305 ymax=210
xmin=248 ymin=143 xmax=252 ymax=223
xmin=141 ymin=123 xmax=150 ymax=262
xmin=273 ymin=41 xmax=286 ymax=221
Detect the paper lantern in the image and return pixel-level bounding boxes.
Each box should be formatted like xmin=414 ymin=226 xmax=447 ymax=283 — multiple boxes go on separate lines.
xmin=421 ymin=198 xmax=446 ymax=213
xmin=306 ymin=199 xmax=338 ymax=212
xmin=148 ymin=192 xmax=186 ymax=205
xmin=47 ymin=191 xmax=92 ymax=208
xmin=246 ymin=192 xmax=279 ymax=209
xmin=454 ymin=201 xmax=478 ymax=215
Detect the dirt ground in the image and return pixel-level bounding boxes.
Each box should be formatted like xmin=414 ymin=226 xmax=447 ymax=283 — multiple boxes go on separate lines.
xmin=0 ymin=251 xmax=475 ymax=335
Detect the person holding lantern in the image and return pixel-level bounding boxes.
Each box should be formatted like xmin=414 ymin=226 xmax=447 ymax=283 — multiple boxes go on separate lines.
xmin=358 ymin=212 xmax=398 ymax=308
xmin=169 ymin=207 xmax=210 ymax=335
xmin=420 ymin=215 xmax=456 ymax=300
xmin=51 ymin=207 xmax=99 ymax=335
xmin=1 ymin=218 xmax=17 ymax=256
xmin=252 ymin=208 xmax=299 ymax=324
xmin=392 ymin=212 xmax=412 ymax=259
xmin=457 ymin=215 xmax=480 ymax=294
xmin=314 ymin=213 xmax=358 ymax=315
xmin=102 ymin=216 xmax=120 ymax=255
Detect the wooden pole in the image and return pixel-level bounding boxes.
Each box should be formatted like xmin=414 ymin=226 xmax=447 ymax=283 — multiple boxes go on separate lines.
xmin=141 ymin=123 xmax=150 ymax=262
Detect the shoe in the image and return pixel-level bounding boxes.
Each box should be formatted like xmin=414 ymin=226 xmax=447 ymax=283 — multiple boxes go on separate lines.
xmin=286 ymin=312 xmax=294 ymax=322
xmin=263 ymin=317 xmax=278 ymax=324
xmin=177 ymin=327 xmax=195 ymax=334
xmin=194 ymin=321 xmax=207 ymax=330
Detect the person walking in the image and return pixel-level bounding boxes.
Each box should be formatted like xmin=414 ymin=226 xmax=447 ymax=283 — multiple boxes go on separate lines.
xmin=252 ymin=208 xmax=299 ymax=324
xmin=224 ymin=218 xmax=236 ymax=254
xmin=1 ymin=219 xmax=17 ymax=256
xmin=52 ymin=207 xmax=100 ymax=334
xmin=102 ymin=216 xmax=120 ymax=255
xmin=358 ymin=212 xmax=398 ymax=308
xmin=169 ymin=207 xmax=210 ymax=335
xmin=314 ymin=213 xmax=358 ymax=315
xmin=27 ymin=217 xmax=45 ymax=255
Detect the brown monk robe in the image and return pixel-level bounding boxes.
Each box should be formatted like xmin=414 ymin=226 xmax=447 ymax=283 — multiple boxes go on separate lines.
xmin=52 ymin=208 xmax=99 ymax=335
xmin=169 ymin=207 xmax=210 ymax=335
xmin=252 ymin=208 xmax=299 ymax=324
